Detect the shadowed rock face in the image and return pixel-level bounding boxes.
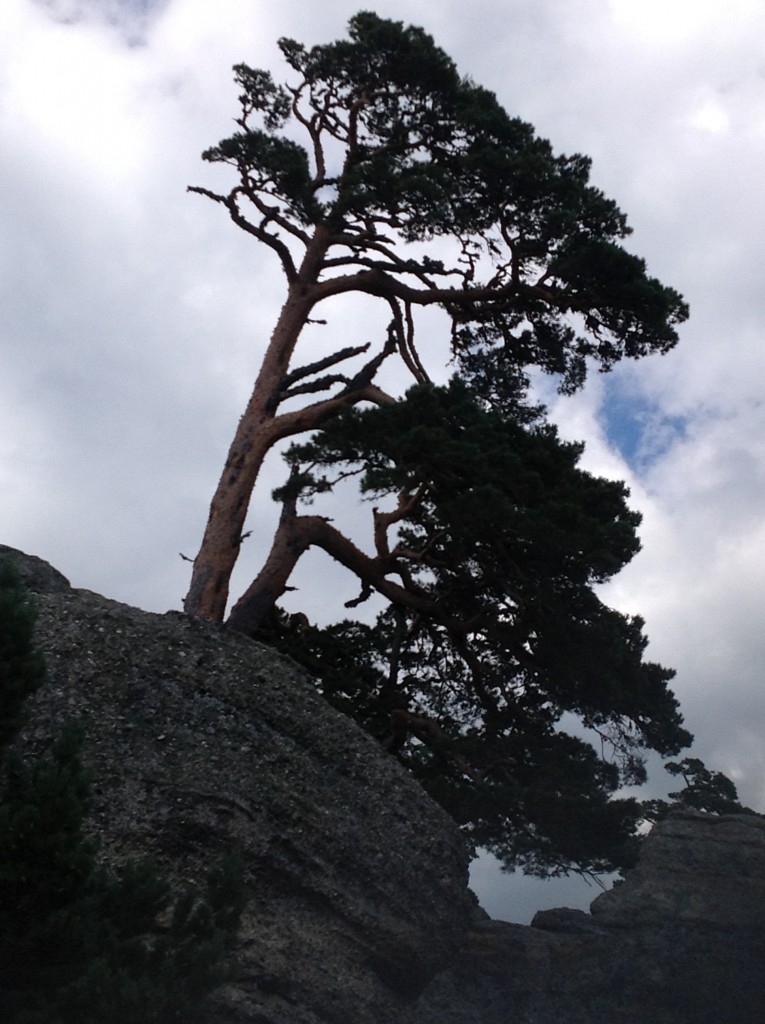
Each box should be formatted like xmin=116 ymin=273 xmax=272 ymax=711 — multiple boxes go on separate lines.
xmin=5 ymin=545 xmax=765 ymax=1023
xmin=409 ymin=810 xmax=765 ymax=1023
xmin=0 ymin=544 xmax=72 ymax=594
xmin=5 ymin=546 xmax=472 ymax=1024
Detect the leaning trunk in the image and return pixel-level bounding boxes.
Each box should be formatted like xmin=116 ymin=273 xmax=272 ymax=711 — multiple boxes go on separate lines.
xmin=184 ymin=235 xmax=329 ymax=621
xmin=225 ymin=500 xmax=310 ymax=634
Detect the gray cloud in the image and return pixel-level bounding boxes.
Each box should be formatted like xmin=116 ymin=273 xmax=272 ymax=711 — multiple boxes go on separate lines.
xmin=3 ymin=0 xmax=764 ymax=921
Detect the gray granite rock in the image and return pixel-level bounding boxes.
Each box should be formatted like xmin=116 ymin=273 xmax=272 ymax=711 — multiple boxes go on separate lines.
xmin=409 ymin=811 xmax=765 ymax=1023
xmin=0 ymin=543 xmax=71 ymax=594
xmin=9 ymin=548 xmax=472 ymax=1024
xmin=7 ymin=546 xmax=765 ymax=1023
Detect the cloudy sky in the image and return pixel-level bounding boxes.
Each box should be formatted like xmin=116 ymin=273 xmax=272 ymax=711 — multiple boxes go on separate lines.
xmin=3 ymin=0 xmax=765 ymax=923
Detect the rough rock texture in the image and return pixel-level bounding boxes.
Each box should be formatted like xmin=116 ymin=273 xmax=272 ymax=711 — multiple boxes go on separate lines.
xmin=4 ymin=546 xmax=472 ymax=1024
xmin=5 ymin=545 xmax=765 ymax=1023
xmin=408 ymin=810 xmax=765 ymax=1024
xmin=0 ymin=543 xmax=72 ymax=594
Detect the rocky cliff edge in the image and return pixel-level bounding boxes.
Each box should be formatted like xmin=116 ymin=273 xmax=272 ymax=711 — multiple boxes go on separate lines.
xmin=5 ymin=545 xmax=765 ymax=1024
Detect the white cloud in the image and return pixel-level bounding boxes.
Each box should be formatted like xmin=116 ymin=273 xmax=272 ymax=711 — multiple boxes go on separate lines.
xmin=3 ymin=0 xmax=765 ymax=921
xmin=607 ymin=0 xmax=751 ymax=46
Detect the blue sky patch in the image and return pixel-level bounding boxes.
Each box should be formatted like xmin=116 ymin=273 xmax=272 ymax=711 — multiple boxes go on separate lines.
xmin=599 ymin=383 xmax=687 ymax=469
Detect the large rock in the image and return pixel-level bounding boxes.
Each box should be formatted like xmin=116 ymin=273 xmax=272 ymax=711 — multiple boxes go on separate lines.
xmin=408 ymin=810 xmax=765 ymax=1023
xmin=6 ymin=545 xmax=765 ymax=1023
xmin=5 ymin=546 xmax=473 ymax=1024
xmin=0 ymin=543 xmax=72 ymax=594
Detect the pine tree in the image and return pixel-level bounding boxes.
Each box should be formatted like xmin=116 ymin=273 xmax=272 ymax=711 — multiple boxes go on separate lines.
xmin=182 ymin=11 xmax=687 ymax=623
xmin=177 ymin=12 xmax=701 ymax=875
xmin=642 ymin=757 xmax=752 ymax=822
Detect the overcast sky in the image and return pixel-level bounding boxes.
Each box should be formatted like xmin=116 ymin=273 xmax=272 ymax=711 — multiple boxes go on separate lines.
xmin=3 ymin=0 xmax=765 ymax=923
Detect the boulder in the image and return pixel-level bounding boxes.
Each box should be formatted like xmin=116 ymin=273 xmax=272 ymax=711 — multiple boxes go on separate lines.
xmin=6 ymin=545 xmax=765 ymax=1023
xmin=6 ymin=546 xmax=473 ymax=1024
xmin=409 ymin=810 xmax=765 ymax=1023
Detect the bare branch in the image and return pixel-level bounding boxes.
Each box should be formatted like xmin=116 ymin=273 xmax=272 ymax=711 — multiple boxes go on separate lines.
xmin=345 ymin=580 xmax=374 ymax=608
xmin=373 ymin=485 xmax=430 ymax=559
xmin=268 ymin=327 xmax=397 ymax=418
xmin=384 ymin=297 xmax=429 ymax=384
xmin=402 ymin=300 xmax=429 ymax=383
xmin=290 ymin=80 xmax=327 ymax=183
xmin=236 ymin=182 xmax=312 ymax=250
xmin=280 ymin=343 xmax=371 ymax=390
xmin=322 ymin=248 xmax=452 ymax=290
xmin=279 ymin=374 xmax=356 ymax=402
xmin=269 ymin=382 xmax=395 ymax=445
xmin=188 ymin=185 xmax=301 ymax=282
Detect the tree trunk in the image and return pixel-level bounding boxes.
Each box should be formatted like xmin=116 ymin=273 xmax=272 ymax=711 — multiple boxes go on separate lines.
xmin=183 ymin=231 xmax=329 ymax=621
xmin=225 ymin=501 xmax=310 ymax=633
xmin=226 ymin=507 xmax=462 ymax=637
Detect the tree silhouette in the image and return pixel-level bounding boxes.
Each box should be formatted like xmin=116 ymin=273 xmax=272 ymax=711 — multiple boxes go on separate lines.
xmin=183 ymin=11 xmax=687 ymax=624
xmin=182 ymin=13 xmax=692 ymax=874
xmin=252 ymin=381 xmax=692 ymax=874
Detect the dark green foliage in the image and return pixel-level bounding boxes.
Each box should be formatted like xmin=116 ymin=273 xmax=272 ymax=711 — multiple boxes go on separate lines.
xmin=0 ymin=561 xmax=245 ymax=1023
xmin=200 ymin=11 xmax=687 ymax=394
xmin=266 ymin=382 xmax=693 ymax=875
xmin=642 ymin=757 xmax=753 ymax=822
xmin=0 ymin=560 xmax=45 ymax=749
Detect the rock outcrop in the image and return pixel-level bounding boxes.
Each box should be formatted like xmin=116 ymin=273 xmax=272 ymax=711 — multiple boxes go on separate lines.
xmin=409 ymin=810 xmax=765 ymax=1023
xmin=4 ymin=545 xmax=472 ymax=1024
xmin=5 ymin=545 xmax=765 ymax=1023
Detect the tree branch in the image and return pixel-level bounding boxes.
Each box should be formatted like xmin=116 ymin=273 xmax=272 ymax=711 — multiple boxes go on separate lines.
xmin=311 ymin=266 xmax=523 ymax=310
xmin=226 ymin=506 xmax=468 ymax=636
xmin=266 ymin=382 xmax=395 ymax=448
xmin=238 ymin=182 xmax=312 ymax=247
xmin=373 ymin=485 xmax=429 ymax=559
xmin=277 ymin=343 xmax=371 ymax=398
xmin=188 ymin=185 xmax=300 ymax=282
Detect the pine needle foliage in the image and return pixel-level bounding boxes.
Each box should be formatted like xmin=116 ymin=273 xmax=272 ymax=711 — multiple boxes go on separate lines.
xmin=181 ymin=12 xmax=699 ymax=877
xmin=265 ymin=382 xmax=693 ymax=875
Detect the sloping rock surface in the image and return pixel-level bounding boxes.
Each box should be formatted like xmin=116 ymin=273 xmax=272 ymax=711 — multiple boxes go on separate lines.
xmin=5 ymin=546 xmax=472 ymax=1024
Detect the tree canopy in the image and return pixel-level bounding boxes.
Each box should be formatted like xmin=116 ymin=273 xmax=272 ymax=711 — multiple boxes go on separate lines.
xmin=183 ymin=9 xmax=687 ymax=624
xmin=182 ymin=12 xmax=695 ymax=875
xmin=250 ymin=381 xmax=692 ymax=874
